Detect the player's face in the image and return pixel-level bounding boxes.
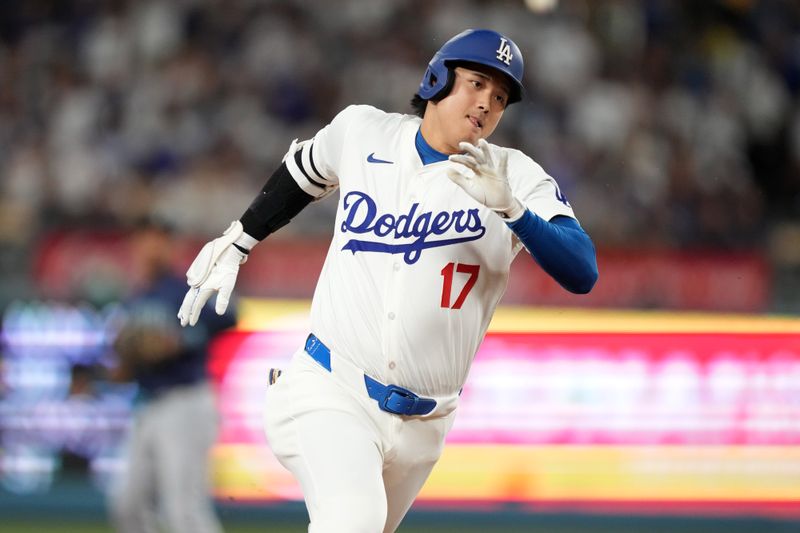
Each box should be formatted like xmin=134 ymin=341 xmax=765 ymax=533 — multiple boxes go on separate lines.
xmin=422 ymin=66 xmax=510 ymax=154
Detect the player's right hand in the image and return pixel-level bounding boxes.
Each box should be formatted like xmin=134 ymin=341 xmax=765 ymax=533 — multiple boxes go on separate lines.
xmin=447 ymin=139 xmax=525 ymax=221
xmin=178 ymin=221 xmax=248 ymax=327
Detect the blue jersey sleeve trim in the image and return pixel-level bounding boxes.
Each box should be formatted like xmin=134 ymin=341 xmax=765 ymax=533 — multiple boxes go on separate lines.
xmin=507 ymin=211 xmax=598 ymax=294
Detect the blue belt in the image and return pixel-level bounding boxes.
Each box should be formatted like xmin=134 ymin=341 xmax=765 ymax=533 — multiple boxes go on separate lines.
xmin=304 ymin=334 xmax=437 ymax=416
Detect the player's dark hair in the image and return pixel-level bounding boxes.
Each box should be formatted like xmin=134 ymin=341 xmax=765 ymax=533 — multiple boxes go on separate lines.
xmin=410 ymin=94 xmax=427 ymax=118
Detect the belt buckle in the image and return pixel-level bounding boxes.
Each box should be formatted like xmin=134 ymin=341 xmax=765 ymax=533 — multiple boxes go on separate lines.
xmin=381 ymin=384 xmax=419 ymax=415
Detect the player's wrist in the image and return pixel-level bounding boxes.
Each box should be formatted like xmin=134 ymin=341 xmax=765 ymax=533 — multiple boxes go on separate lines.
xmin=233 ymin=232 xmax=259 ymax=254
xmin=494 ymin=198 xmax=526 ymax=222
xmin=221 ymin=245 xmax=248 ymax=265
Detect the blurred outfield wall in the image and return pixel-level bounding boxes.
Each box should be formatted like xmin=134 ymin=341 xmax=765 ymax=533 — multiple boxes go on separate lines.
xmin=31 ymin=230 xmax=772 ymax=312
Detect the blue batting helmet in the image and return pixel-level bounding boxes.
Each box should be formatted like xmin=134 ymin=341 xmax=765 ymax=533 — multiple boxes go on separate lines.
xmin=418 ymin=29 xmax=524 ymax=104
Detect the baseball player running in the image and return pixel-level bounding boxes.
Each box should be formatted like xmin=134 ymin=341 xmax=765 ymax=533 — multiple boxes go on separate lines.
xmin=178 ymin=29 xmax=597 ymax=533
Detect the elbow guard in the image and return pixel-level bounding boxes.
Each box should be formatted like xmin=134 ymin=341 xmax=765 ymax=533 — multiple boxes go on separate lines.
xmin=239 ymin=162 xmax=315 ymax=241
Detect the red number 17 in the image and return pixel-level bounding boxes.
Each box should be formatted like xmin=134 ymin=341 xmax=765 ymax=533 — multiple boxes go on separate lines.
xmin=440 ymin=262 xmax=480 ymax=309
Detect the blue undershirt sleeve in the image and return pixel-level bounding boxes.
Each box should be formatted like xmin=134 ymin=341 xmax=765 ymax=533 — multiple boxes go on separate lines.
xmin=506 ymin=211 xmax=598 ymax=294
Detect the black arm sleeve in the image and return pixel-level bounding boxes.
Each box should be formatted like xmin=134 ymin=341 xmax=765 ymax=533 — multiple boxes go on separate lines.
xmin=239 ymin=161 xmax=315 ymax=241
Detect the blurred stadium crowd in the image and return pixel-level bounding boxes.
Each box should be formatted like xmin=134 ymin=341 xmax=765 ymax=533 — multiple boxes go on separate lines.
xmin=0 ymin=0 xmax=799 ymax=297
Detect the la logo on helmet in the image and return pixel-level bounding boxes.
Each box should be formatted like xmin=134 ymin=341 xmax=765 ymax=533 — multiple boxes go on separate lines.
xmin=496 ymin=37 xmax=513 ymax=65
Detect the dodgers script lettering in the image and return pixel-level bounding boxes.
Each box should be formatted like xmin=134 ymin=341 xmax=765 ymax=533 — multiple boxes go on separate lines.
xmin=340 ymin=191 xmax=486 ymax=264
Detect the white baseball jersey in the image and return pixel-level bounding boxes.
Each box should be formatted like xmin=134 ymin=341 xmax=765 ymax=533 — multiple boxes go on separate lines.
xmin=285 ymin=104 xmax=575 ymax=397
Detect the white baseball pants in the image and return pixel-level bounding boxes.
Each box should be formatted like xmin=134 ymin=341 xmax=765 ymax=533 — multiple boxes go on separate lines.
xmin=264 ymin=349 xmax=456 ymax=533
xmin=109 ymin=381 xmax=223 ymax=533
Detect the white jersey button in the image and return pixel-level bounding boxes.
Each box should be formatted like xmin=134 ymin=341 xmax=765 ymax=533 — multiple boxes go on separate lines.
xmin=393 ymin=263 xmax=400 ymax=271
xmin=388 ymin=312 xmax=396 ymax=320
xmin=388 ymin=361 xmax=396 ymax=370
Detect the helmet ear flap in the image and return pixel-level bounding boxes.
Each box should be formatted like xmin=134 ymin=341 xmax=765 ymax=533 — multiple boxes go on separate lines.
xmin=418 ymin=59 xmax=450 ymax=100
xmin=429 ymin=67 xmax=456 ymax=102
xmin=425 ymin=69 xmax=438 ymax=90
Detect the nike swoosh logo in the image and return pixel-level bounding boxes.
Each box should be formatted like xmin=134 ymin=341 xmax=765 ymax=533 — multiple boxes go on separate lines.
xmin=367 ymin=152 xmax=394 ymax=164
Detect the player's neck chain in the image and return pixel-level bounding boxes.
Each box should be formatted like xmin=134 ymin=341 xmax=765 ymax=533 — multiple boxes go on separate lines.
xmin=340 ymin=191 xmax=486 ymax=265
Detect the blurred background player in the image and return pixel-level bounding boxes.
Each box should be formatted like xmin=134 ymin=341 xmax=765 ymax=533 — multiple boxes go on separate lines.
xmin=108 ymin=219 xmax=234 ymax=533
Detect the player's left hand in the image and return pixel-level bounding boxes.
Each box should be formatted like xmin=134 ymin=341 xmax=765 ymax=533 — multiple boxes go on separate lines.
xmin=447 ymin=139 xmax=525 ymax=221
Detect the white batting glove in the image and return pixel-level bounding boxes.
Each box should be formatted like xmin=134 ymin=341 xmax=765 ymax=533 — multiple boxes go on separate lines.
xmin=177 ymin=221 xmax=248 ymax=327
xmin=447 ymin=139 xmax=526 ymax=221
